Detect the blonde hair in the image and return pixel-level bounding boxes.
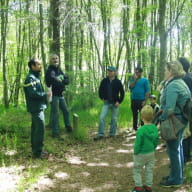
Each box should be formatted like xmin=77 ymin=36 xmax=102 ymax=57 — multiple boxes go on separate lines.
xmin=141 ymin=105 xmax=154 ymax=122
xmin=166 ymin=60 xmax=185 ymax=77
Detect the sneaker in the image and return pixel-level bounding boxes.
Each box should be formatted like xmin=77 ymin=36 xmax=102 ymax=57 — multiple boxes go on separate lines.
xmin=93 ymin=136 xmax=104 ymax=141
xmin=143 ymin=185 xmax=152 ymax=192
xmin=160 ymin=180 xmax=181 ymax=188
xmin=132 ymin=187 xmax=144 ymax=192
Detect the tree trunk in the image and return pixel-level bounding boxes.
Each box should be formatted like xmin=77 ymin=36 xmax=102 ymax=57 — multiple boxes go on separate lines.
xmin=1 ymin=0 xmax=9 ymax=108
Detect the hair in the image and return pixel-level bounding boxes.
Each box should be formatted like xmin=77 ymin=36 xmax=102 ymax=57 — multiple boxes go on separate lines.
xmin=178 ymin=57 xmax=190 ymax=73
xmin=28 ymin=58 xmax=36 ymax=69
xmin=135 ymin=66 xmax=143 ymax=72
xmin=49 ymin=53 xmax=59 ymax=64
xmin=166 ymin=60 xmax=185 ymax=77
xmin=141 ymin=105 xmax=154 ymax=122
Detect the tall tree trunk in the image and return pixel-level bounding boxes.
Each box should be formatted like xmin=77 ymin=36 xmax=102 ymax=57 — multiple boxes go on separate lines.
xmin=50 ymin=0 xmax=60 ymax=57
xmin=39 ymin=3 xmax=46 ymax=73
xmin=158 ymin=0 xmax=167 ymax=82
xmin=1 ymin=0 xmax=9 ymax=108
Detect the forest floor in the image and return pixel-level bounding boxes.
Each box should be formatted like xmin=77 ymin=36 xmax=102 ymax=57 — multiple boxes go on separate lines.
xmin=1 ymin=129 xmax=192 ymax=192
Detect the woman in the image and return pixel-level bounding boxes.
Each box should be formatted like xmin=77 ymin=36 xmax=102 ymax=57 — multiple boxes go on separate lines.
xmin=159 ymin=61 xmax=191 ymax=187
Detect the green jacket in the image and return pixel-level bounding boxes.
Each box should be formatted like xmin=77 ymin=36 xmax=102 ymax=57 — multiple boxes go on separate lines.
xmin=134 ymin=124 xmax=159 ymax=155
xmin=24 ymin=70 xmax=47 ymax=113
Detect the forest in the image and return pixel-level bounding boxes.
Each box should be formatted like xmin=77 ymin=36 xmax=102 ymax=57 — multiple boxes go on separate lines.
xmin=0 ymin=0 xmax=192 ymax=107
xmin=0 ymin=0 xmax=192 ymax=192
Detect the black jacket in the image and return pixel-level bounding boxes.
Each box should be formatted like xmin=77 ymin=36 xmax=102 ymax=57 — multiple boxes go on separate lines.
xmin=45 ymin=65 xmax=69 ymax=96
xmin=99 ymin=77 xmax=125 ymax=104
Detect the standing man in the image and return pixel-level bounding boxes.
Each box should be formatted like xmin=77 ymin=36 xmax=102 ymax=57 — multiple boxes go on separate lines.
xmin=178 ymin=57 xmax=192 ymax=163
xmin=24 ymin=58 xmax=51 ymax=159
xmin=129 ymin=67 xmax=150 ymax=131
xmin=94 ymin=66 xmax=125 ymax=140
xmin=45 ymin=54 xmax=72 ymax=139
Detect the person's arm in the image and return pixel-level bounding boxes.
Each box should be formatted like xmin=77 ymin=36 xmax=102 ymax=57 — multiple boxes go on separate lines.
xmin=142 ymin=79 xmax=150 ymax=106
xmin=25 ymin=77 xmax=47 ymax=99
xmin=134 ymin=131 xmax=142 ymax=155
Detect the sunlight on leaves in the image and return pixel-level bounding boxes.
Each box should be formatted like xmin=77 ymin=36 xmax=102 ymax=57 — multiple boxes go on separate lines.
xmin=4 ymin=150 xmax=17 ymax=156
xmin=87 ymin=162 xmax=109 ymax=167
xmin=54 ymin=172 xmax=69 ymax=180
xmin=0 ymin=166 xmax=21 ymax=192
xmin=80 ymin=187 xmax=94 ymax=192
xmin=66 ymin=155 xmax=86 ymax=165
xmin=116 ymin=149 xmax=133 ymax=153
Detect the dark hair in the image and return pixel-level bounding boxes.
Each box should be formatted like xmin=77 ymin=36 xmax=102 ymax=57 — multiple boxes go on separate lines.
xmin=178 ymin=57 xmax=190 ymax=73
xmin=28 ymin=59 xmax=36 ymax=69
xmin=135 ymin=66 xmax=143 ymax=72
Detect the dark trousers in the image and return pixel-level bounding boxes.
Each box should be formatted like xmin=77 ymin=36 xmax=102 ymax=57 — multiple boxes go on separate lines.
xmin=131 ymin=99 xmax=144 ymax=130
xmin=183 ymin=136 xmax=191 ymax=163
xmin=31 ymin=111 xmax=45 ymax=157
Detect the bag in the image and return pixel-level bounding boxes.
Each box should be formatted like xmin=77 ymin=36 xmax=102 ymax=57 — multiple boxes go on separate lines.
xmin=182 ymin=98 xmax=192 ymax=122
xmin=160 ymin=115 xmax=185 ymax=140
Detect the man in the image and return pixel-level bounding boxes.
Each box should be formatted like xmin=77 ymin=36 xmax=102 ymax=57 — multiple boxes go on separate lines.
xmin=129 ymin=67 xmax=150 ymax=131
xmin=94 ymin=66 xmax=125 ymax=140
xmin=24 ymin=58 xmax=51 ymax=159
xmin=45 ymin=54 xmax=72 ymax=139
xmin=178 ymin=57 xmax=192 ymax=163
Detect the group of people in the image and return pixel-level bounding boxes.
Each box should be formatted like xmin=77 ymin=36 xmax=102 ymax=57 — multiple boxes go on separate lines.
xmin=23 ymin=54 xmax=192 ymax=192
xmin=129 ymin=59 xmax=192 ymax=192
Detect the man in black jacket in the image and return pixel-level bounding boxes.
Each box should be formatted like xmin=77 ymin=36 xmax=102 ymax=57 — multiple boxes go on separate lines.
xmin=45 ymin=54 xmax=72 ymax=139
xmin=94 ymin=66 xmax=125 ymax=140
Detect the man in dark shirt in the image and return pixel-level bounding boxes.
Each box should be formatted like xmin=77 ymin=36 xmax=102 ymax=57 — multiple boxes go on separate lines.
xmin=45 ymin=54 xmax=72 ymax=139
xmin=94 ymin=66 xmax=125 ymax=140
xmin=178 ymin=57 xmax=192 ymax=163
xmin=24 ymin=58 xmax=51 ymax=158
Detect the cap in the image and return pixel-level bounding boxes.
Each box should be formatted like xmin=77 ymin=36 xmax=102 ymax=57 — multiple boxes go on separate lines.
xmin=135 ymin=67 xmax=143 ymax=73
xmin=107 ymin=66 xmax=116 ymax=71
xmin=150 ymin=94 xmax=156 ymax=99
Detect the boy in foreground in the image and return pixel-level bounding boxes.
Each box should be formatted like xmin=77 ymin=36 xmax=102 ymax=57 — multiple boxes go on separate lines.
xmin=132 ymin=105 xmax=159 ymax=192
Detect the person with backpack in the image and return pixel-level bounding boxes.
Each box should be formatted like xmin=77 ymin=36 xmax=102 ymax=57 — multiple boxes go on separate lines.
xmin=159 ymin=61 xmax=191 ymax=188
xmin=178 ymin=57 xmax=192 ymax=163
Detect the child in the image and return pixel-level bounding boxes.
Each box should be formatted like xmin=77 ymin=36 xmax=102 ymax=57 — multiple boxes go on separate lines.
xmin=132 ymin=105 xmax=159 ymax=192
xmin=149 ymin=94 xmax=159 ymax=115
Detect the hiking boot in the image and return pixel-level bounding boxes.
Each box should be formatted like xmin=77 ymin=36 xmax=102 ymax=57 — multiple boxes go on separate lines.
xmin=143 ymin=185 xmax=152 ymax=192
xmin=160 ymin=180 xmax=181 ymax=188
xmin=93 ymin=136 xmax=104 ymax=141
xmin=52 ymin=134 xmax=64 ymax=141
xmin=66 ymin=126 xmax=73 ymax=133
xmin=33 ymin=151 xmax=49 ymax=159
xmin=132 ymin=187 xmax=144 ymax=192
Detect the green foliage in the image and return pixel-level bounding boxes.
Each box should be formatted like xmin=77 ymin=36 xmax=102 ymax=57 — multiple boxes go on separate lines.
xmin=185 ymin=163 xmax=192 ymax=184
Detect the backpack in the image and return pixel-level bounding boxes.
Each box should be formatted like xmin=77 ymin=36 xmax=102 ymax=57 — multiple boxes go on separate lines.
xmin=181 ymin=98 xmax=192 ymax=122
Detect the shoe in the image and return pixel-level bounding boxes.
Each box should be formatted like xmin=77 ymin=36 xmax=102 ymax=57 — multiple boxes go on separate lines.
xmin=33 ymin=151 xmax=49 ymax=159
xmin=52 ymin=134 xmax=64 ymax=141
xmin=160 ymin=180 xmax=181 ymax=188
xmin=66 ymin=126 xmax=73 ymax=133
xmin=93 ymin=136 xmax=104 ymax=141
xmin=132 ymin=187 xmax=144 ymax=192
xmin=143 ymin=185 xmax=152 ymax=192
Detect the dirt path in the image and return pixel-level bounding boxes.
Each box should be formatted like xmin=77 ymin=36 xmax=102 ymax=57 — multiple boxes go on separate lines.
xmin=26 ymin=131 xmax=191 ymax=192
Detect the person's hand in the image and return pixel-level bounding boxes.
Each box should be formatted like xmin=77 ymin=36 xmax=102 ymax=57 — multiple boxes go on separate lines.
xmin=142 ymin=100 xmax=146 ymax=106
xmin=114 ymin=102 xmax=119 ymax=107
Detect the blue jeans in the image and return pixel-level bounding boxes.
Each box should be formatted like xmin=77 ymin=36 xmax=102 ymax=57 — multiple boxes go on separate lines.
xmin=166 ymin=127 xmax=185 ymax=184
xmin=50 ymin=96 xmax=71 ymax=135
xmin=98 ymin=103 xmax=119 ymax=136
